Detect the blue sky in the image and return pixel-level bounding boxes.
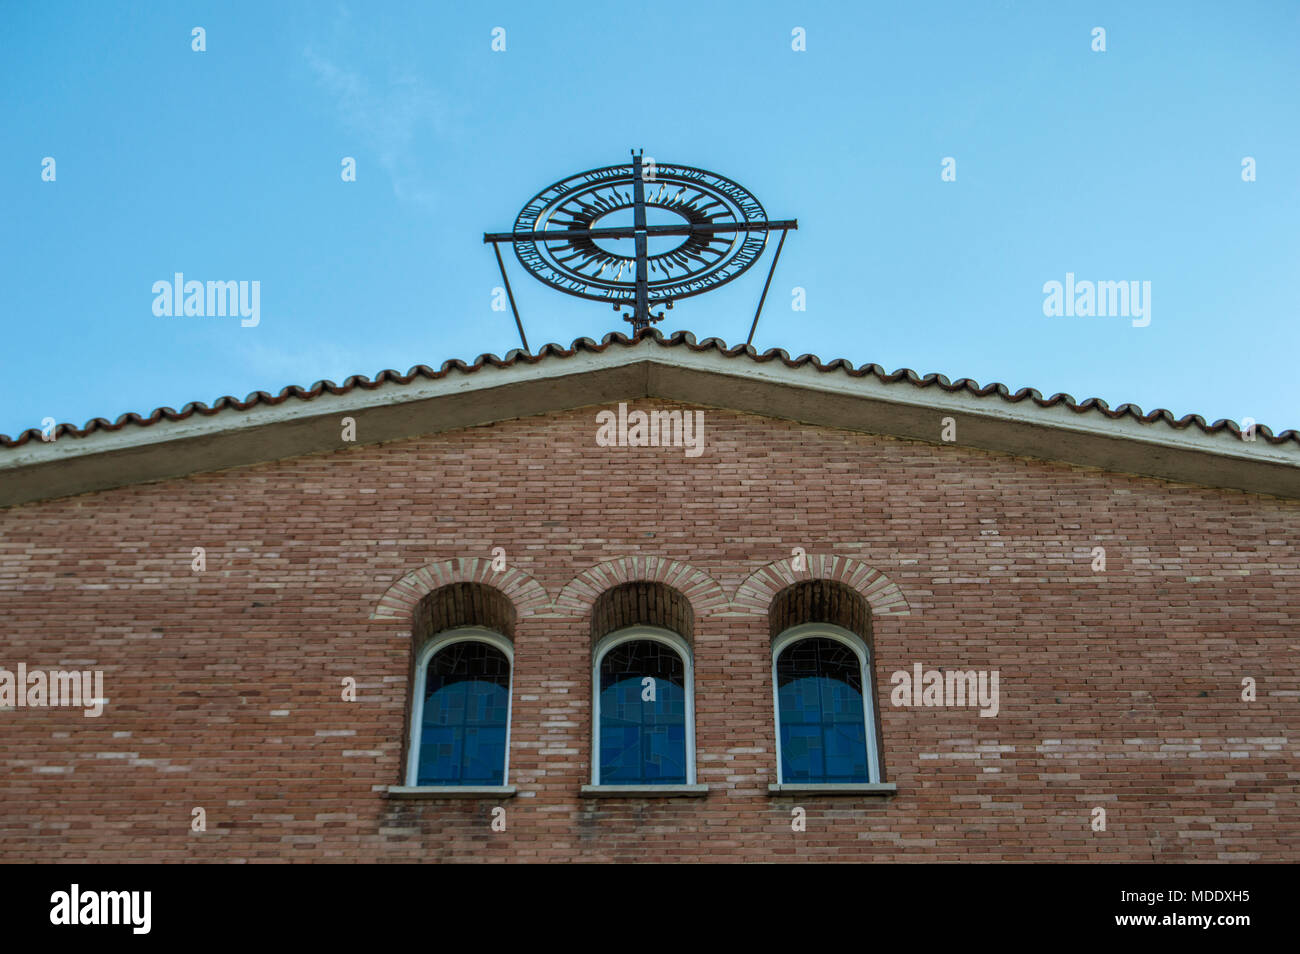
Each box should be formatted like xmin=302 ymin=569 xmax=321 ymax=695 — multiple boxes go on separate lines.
xmin=3 ymin=0 xmax=1298 ymax=439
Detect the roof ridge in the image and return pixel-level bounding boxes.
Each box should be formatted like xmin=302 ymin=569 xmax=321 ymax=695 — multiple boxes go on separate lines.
xmin=3 ymin=329 xmax=1296 ymax=448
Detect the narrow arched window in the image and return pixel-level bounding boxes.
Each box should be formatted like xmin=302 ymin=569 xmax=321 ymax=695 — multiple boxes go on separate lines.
xmin=593 ymin=629 xmax=695 ymax=785
xmin=406 ymin=630 xmax=513 ymax=786
xmin=772 ymin=627 xmax=878 ymax=784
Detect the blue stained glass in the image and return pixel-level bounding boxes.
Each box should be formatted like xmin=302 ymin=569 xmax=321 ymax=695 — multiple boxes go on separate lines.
xmin=777 ymin=637 xmax=870 ymax=783
xmin=417 ymin=641 xmax=510 ymax=786
xmin=599 ymin=639 xmax=688 ymax=784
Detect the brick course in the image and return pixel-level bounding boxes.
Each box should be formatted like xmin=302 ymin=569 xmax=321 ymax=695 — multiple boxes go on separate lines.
xmin=769 ymin=579 xmax=872 ymax=649
xmin=592 ymin=581 xmax=694 ymax=646
xmin=1 ymin=400 xmax=1296 ymax=862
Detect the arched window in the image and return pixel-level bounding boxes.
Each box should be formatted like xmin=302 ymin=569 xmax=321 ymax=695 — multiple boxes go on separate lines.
xmin=592 ymin=628 xmax=695 ymax=785
xmin=406 ymin=629 xmax=513 ymax=787
xmin=772 ymin=624 xmax=879 ymax=784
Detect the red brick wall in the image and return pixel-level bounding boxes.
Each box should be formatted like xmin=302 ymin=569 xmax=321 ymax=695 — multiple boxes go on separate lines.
xmin=2 ymin=400 xmax=1297 ymax=862
xmin=593 ymin=581 xmax=694 ymax=645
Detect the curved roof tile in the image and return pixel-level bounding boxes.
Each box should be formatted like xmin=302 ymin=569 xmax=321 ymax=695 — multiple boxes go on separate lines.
xmin=2 ymin=329 xmax=1295 ymax=448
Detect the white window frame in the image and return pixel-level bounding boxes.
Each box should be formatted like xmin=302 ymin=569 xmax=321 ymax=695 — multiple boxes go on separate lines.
xmin=405 ymin=627 xmax=514 ymax=787
xmin=771 ymin=622 xmax=880 ymax=785
xmin=591 ymin=626 xmax=696 ymax=786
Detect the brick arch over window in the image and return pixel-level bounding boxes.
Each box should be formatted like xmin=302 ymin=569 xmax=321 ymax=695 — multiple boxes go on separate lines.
xmin=553 ymin=557 xmax=729 ymax=617
xmin=769 ymin=579 xmax=872 ymax=649
xmin=592 ymin=581 xmax=695 ymax=646
xmin=732 ymin=555 xmax=910 ymax=617
xmin=371 ymin=558 xmax=550 ymax=623
xmin=414 ymin=582 xmax=517 ymax=646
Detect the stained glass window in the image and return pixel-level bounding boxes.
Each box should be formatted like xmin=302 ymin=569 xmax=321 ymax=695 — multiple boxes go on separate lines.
xmin=598 ymin=639 xmax=688 ymax=784
xmin=776 ymin=637 xmax=870 ymax=783
xmin=417 ymin=640 xmax=510 ymax=786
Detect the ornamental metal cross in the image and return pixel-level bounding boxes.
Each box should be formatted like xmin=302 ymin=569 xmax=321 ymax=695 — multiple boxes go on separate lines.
xmin=484 ymin=150 xmax=797 ymax=349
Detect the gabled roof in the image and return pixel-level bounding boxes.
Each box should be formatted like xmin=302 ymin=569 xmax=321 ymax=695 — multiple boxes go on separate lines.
xmin=2 ymin=330 xmax=1297 ymax=507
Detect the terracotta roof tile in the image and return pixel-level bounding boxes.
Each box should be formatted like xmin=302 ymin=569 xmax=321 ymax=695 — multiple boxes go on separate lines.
xmin=2 ymin=329 xmax=1295 ymax=448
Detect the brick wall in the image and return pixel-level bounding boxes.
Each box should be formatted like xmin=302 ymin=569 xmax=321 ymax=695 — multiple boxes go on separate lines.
xmin=770 ymin=579 xmax=872 ymax=649
xmin=592 ymin=581 xmax=694 ymax=645
xmin=415 ymin=582 xmax=516 ymax=648
xmin=2 ymin=400 xmax=1297 ymax=862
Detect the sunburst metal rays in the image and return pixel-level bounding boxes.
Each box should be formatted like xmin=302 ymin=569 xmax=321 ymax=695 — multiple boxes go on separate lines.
xmin=484 ymin=155 xmax=796 ymax=339
xmin=526 ymin=179 xmax=747 ymax=287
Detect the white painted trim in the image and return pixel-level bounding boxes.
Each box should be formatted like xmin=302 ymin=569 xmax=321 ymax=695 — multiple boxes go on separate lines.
xmin=9 ymin=342 xmax=1291 ymax=469
xmin=771 ymin=623 xmax=880 ymax=785
xmin=580 ymin=784 xmax=709 ymax=798
xmin=7 ymin=343 xmax=1289 ymax=470
xmin=405 ymin=627 xmax=514 ymax=787
xmin=591 ymin=626 xmax=696 ymax=786
xmin=767 ymin=783 xmax=896 ymax=795
xmin=6 ymin=339 xmax=1297 ymax=506
xmin=0 ymin=349 xmax=627 ymax=467
xmin=387 ymin=785 xmax=517 ymax=799
xmin=643 ymin=348 xmax=1295 ymax=465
